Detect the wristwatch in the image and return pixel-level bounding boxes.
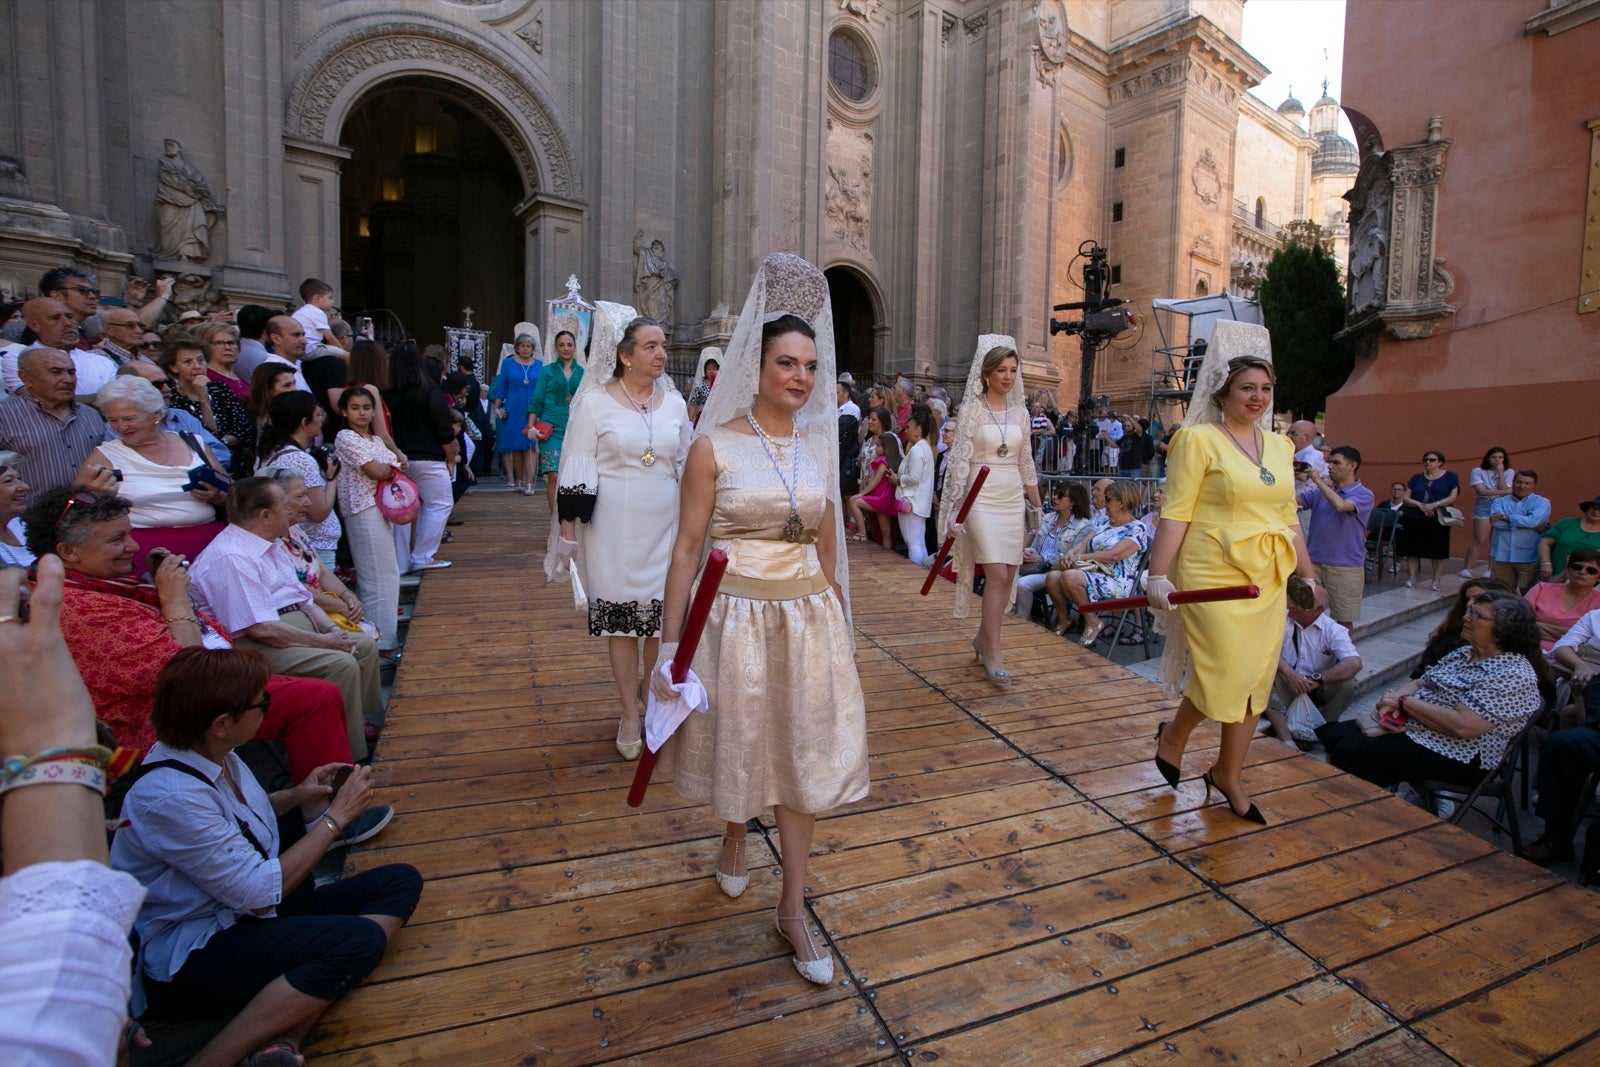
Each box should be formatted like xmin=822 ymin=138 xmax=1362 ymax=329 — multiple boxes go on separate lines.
xmin=1310 ymin=672 xmax=1323 ymax=686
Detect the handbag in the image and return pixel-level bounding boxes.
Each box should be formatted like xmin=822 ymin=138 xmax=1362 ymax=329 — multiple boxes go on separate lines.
xmin=376 ymin=471 xmax=423 ymax=525
xmin=1436 ymin=505 xmax=1466 ymax=527
xmin=529 ymin=420 xmax=555 ymax=443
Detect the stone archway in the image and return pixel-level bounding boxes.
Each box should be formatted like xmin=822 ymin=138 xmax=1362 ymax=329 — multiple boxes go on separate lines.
xmin=280 ymin=22 xmax=585 ymax=330
xmin=825 ymin=264 xmax=885 ymax=381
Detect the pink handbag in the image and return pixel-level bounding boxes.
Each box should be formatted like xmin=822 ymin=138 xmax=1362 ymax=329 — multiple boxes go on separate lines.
xmin=375 ymin=472 xmax=422 ymax=525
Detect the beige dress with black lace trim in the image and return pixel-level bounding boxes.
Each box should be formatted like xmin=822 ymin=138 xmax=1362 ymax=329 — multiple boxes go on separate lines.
xmin=668 ymin=424 xmax=869 ymax=822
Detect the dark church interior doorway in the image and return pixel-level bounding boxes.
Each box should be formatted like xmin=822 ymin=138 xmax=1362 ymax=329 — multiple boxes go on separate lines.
xmin=340 ymin=79 xmax=524 ymax=350
xmin=826 ymin=266 xmax=877 ymax=382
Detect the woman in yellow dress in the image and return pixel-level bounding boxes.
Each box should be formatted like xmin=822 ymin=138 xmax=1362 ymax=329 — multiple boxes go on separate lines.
xmin=938 ymin=336 xmax=1042 ymax=683
xmin=1145 ymin=325 xmax=1317 ymax=823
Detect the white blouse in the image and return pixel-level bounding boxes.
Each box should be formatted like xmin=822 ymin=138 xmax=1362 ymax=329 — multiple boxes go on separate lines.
xmin=0 ymin=860 xmax=145 ymax=1065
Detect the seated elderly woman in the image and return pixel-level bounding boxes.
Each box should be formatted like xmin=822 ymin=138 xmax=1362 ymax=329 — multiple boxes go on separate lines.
xmin=112 ymin=649 xmax=422 ymax=1067
xmin=1525 ymin=548 xmax=1600 ymax=651
xmin=19 ymin=484 xmax=387 ymax=836
xmin=1013 ymin=481 xmax=1091 ymax=617
xmin=0 ymin=450 xmax=34 ymax=567
xmin=78 ymin=374 xmax=230 ymax=574
xmin=1045 ymin=478 xmax=1150 ymax=646
xmin=1317 ymin=591 xmax=1552 ymax=789
xmin=259 ymin=466 xmax=380 ymax=647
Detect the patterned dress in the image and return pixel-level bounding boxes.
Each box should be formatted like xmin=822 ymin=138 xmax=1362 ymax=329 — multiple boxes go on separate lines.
xmin=669 ymin=425 xmax=869 ymax=822
xmin=1078 ymin=519 xmax=1150 ymax=602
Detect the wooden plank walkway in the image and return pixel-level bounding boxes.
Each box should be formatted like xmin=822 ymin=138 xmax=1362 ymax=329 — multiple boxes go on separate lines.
xmin=306 ymin=490 xmax=1600 ymax=1065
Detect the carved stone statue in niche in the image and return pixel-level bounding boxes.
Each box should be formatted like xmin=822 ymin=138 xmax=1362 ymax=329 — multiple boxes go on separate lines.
xmin=633 ymin=231 xmax=678 ymax=325
xmin=155 ymin=139 xmax=225 ymax=261
xmin=1348 ymin=194 xmax=1389 ymax=314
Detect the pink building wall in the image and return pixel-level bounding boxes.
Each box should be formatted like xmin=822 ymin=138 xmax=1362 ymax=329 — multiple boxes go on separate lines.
xmin=1331 ymin=0 xmax=1599 ymax=537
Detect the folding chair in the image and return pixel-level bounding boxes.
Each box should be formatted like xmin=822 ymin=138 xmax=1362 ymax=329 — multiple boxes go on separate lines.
xmin=1365 ymin=510 xmax=1401 ymax=582
xmin=1417 ymin=680 xmax=1568 ymax=857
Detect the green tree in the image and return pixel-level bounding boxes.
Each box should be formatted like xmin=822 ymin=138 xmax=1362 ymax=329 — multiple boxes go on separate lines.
xmin=1259 ymin=221 xmax=1348 ymax=419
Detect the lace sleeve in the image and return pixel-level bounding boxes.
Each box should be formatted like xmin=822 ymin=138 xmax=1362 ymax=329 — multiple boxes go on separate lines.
xmin=556 ymin=394 xmax=600 ymax=523
xmin=0 ymin=861 xmax=144 ymax=1066
xmin=1016 ymin=407 xmax=1038 ymax=488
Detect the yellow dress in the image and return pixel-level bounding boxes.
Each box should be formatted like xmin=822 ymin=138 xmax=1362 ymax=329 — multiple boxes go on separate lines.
xmin=1161 ymin=423 xmax=1299 ymax=722
xmin=670 ymin=425 xmax=869 ymax=822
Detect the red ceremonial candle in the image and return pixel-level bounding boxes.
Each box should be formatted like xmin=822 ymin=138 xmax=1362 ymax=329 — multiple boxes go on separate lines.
xmin=1080 ymin=583 xmax=1260 ymax=614
xmin=627 ymin=549 xmax=729 ymax=807
xmin=920 ymin=465 xmax=991 ymax=596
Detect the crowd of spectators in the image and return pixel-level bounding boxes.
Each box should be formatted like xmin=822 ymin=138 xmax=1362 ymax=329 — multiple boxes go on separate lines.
xmin=0 ymin=267 xmax=458 ymax=1063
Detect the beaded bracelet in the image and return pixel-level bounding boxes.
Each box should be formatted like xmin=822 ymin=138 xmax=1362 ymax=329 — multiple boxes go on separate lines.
xmin=0 ymin=759 xmax=108 ymax=797
xmin=0 ymin=744 xmax=114 ymax=785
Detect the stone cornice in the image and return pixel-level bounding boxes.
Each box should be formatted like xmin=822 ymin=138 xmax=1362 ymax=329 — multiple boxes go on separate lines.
xmin=1524 ymin=0 xmax=1600 ymax=36
xmin=1107 ymin=15 xmax=1268 ymax=90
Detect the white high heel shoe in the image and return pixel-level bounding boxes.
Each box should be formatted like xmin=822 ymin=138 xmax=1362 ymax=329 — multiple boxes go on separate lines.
xmin=714 ymin=834 xmax=748 ymax=898
xmin=774 ymin=909 xmax=833 ymax=985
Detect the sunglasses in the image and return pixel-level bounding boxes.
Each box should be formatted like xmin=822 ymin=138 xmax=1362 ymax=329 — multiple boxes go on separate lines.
xmin=55 ymin=491 xmax=97 ymax=529
xmin=242 ymin=692 xmax=273 ymax=715
xmin=1423 ymin=456 xmax=1442 ymax=463
xmin=1572 ymin=564 xmax=1600 ymax=576
xmin=136 ymin=341 xmax=161 ymax=350
xmin=65 ymin=285 xmax=101 ymax=298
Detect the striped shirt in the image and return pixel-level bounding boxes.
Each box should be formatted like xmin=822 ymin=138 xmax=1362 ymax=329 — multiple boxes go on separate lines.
xmin=0 ymin=392 xmax=109 ymax=494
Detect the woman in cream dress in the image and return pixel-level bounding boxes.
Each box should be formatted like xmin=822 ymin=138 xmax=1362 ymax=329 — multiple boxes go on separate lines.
xmin=556 ymin=304 xmax=691 ymax=761
xmin=657 ymin=253 xmax=865 ymax=986
xmin=938 ymin=338 xmax=1042 ymax=683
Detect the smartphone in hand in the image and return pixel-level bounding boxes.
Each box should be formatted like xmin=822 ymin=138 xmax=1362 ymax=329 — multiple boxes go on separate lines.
xmin=329 ymin=764 xmax=355 ymax=795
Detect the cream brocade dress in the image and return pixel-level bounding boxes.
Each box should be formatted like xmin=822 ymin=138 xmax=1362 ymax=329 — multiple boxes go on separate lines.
xmin=669 ymin=425 xmax=869 ymax=823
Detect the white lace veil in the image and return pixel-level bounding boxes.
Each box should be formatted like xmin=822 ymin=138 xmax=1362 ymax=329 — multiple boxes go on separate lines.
xmin=693 ymin=253 xmax=849 ymax=623
xmin=937 ymin=333 xmax=1021 ymax=619
xmin=569 ymin=301 xmax=640 ymax=409
xmin=1155 ymin=318 xmax=1277 ymax=694
xmin=547 ymin=310 xmax=587 ymax=370
xmin=1187 ymin=320 xmax=1274 ymax=431
xmin=691 ymin=347 xmax=722 ymax=394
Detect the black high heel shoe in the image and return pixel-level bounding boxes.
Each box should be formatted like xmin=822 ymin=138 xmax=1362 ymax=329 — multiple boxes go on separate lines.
xmin=1153 ymin=722 xmax=1180 ymax=789
xmin=1202 ymin=767 xmax=1266 ymax=825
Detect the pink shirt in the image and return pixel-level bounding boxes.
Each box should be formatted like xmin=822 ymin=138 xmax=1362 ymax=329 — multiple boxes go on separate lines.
xmin=1525 ymin=580 xmax=1600 ymax=651
xmin=334 ymin=429 xmax=399 ymax=515
xmin=188 ymin=524 xmax=312 ymax=633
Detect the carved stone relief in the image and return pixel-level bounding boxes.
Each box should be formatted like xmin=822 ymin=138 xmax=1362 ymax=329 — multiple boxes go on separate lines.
xmin=838 ymin=0 xmax=882 ymax=17
xmin=1339 ymin=116 xmax=1455 ymax=340
xmin=1190 ymin=149 xmax=1221 ymax=208
xmin=284 ymin=24 xmax=578 ymax=197
xmin=1112 ymin=56 xmax=1238 ymax=108
xmin=825 ymin=121 xmax=873 ymax=253
xmin=1032 ymin=0 xmax=1068 ymax=86
xmin=516 ymin=9 xmax=544 ymax=54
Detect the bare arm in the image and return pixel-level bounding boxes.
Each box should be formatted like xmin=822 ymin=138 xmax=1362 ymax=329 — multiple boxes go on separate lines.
xmin=1322 ymin=654 xmax=1363 ymax=684
xmin=660 ymin=438 xmax=718 ymax=644
xmin=238 ymin=619 xmax=353 ymax=651
xmin=1393 ymin=692 xmax=1492 ymax=739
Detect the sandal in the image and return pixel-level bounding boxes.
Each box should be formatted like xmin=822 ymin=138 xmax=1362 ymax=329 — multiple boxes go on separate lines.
xmin=242 ymin=1040 xmax=303 ymax=1067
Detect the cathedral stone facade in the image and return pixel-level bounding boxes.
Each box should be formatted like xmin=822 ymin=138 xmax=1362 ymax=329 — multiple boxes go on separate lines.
xmin=1 ymin=0 xmax=1290 ymax=407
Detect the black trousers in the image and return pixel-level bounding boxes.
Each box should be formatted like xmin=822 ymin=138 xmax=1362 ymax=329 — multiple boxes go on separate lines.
xmin=1316 ymin=720 xmax=1482 ymax=789
xmin=144 ymin=863 xmax=422 ymax=1018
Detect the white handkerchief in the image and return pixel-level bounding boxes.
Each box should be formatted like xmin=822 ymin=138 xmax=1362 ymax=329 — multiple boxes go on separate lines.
xmin=644 ymin=661 xmax=709 ymax=752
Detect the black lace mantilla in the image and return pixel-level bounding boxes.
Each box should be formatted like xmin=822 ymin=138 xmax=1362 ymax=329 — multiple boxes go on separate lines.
xmin=589 ymin=597 xmax=664 ymax=637
xmin=557 ymin=483 xmax=596 ymax=523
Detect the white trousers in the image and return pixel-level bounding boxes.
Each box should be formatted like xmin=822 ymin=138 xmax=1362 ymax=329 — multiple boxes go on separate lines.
xmin=898 ymin=513 xmax=928 ymax=565
xmin=346 ymin=504 xmax=400 ymax=651
xmin=391 ymin=459 xmax=454 ymax=570
xmin=1013 ymin=570 xmax=1050 ymax=615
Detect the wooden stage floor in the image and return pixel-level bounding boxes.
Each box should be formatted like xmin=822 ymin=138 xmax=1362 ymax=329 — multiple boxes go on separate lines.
xmin=307 ymin=491 xmax=1600 ymax=1065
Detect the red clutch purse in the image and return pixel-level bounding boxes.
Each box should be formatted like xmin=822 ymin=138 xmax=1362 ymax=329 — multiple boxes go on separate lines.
xmin=530 ymin=420 xmax=555 ymax=442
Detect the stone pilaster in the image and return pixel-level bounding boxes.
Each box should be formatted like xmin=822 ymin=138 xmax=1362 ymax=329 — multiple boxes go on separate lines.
xmin=218 ymin=0 xmax=290 ymax=306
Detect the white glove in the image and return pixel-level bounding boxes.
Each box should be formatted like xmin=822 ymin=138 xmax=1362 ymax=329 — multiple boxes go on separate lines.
xmin=555 ymin=537 xmax=579 ymax=562
xmin=649 ymin=642 xmax=682 ymax=703
xmin=1144 ymin=573 xmax=1176 ymax=611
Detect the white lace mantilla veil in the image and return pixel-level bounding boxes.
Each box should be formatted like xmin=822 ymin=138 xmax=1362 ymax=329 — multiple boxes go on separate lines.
xmin=692 ymin=253 xmax=850 ymax=632
xmin=937 ymin=333 xmax=1022 ymax=619
xmin=557 ymin=301 xmax=638 ymax=602
xmin=1154 ymin=318 xmax=1276 ymax=695
xmin=546 ymin=310 xmax=587 ymax=368
xmin=502 ymin=321 xmax=541 ymax=363
xmin=691 ymin=347 xmax=722 ymax=394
